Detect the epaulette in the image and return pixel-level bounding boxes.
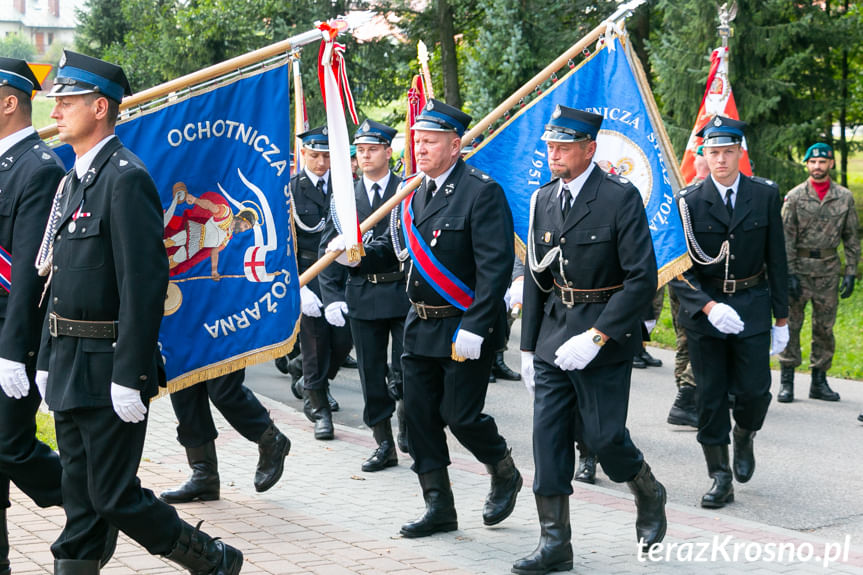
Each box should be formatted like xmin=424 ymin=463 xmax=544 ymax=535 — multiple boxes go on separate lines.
xmin=110 ymin=149 xmax=138 ymax=172
xmin=750 ymin=175 xmax=779 ymax=190
xmin=677 ymin=180 xmax=704 ymax=198
xmin=466 ymin=165 xmax=492 ymax=182
xmin=604 ymin=171 xmax=632 ymax=187
xmin=29 ymin=142 xmax=56 ymax=164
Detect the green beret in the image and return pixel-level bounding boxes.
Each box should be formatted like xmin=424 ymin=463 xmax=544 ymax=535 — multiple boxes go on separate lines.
xmin=696 ymin=145 xmax=704 ymax=157
xmin=804 ymin=143 xmax=833 ymax=161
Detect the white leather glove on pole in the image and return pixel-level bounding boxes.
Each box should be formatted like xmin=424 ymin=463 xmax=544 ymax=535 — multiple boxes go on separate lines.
xmin=35 ymin=370 xmax=49 ymax=399
xmin=325 ymin=234 xmax=359 ymax=267
xmin=453 ymin=329 xmax=483 ymax=360
xmin=0 ymin=357 xmax=30 ymax=399
xmin=507 ymin=277 xmax=524 ymax=308
xmin=521 ymin=351 xmax=536 ymax=396
xmin=300 ymin=285 xmax=323 ymax=317
xmin=707 ymin=303 xmax=745 ymax=334
xmin=770 ymin=324 xmax=790 ymax=355
xmin=111 ymin=383 xmax=147 ymax=423
xmin=325 ymin=301 xmax=349 ymax=327
xmin=554 ymin=330 xmax=601 ymax=371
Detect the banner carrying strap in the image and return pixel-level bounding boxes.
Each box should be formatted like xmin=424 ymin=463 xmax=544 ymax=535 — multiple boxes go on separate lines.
xmin=0 ymin=244 xmax=11 ymax=293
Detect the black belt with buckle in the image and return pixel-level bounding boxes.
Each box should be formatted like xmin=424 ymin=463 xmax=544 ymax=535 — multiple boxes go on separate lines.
xmin=553 ymin=282 xmax=623 ymax=306
xmin=797 ymin=248 xmax=832 ymax=259
xmin=366 ymin=271 xmax=404 ymax=284
xmin=700 ymin=270 xmax=765 ymax=294
xmin=49 ymin=312 xmax=118 ymax=339
xmin=410 ymin=301 xmax=462 ymax=320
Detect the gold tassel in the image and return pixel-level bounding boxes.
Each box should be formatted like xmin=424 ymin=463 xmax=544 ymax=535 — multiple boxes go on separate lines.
xmin=347 ymin=243 xmax=365 ymax=263
xmin=451 ymin=342 xmax=467 ymax=362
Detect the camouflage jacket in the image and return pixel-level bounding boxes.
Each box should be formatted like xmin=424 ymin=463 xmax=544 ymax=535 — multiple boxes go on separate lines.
xmin=782 ymin=179 xmax=860 ymax=277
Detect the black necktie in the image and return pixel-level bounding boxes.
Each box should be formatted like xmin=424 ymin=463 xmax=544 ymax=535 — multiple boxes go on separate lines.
xmin=562 ymin=186 xmax=572 ymax=220
xmin=725 ymin=188 xmax=734 ymax=217
xmin=425 ymin=180 xmax=437 ymax=207
xmin=370 ymin=183 xmax=382 ymax=211
xmin=317 ymin=179 xmax=325 ymax=195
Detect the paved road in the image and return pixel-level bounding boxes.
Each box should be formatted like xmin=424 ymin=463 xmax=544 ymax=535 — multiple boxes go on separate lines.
xmin=247 ymin=318 xmax=863 ymax=544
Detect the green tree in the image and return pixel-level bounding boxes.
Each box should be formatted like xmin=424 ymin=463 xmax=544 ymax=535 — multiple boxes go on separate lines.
xmin=0 ymin=33 xmax=36 ymax=60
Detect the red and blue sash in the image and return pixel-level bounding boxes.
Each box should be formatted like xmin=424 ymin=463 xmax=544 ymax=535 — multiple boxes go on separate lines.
xmin=0 ymin=244 xmax=11 ymax=293
xmin=401 ymin=191 xmax=474 ymax=310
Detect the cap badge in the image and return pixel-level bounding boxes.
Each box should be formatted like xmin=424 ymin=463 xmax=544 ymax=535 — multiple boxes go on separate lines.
xmin=59 ymin=53 xmax=66 ymax=67
xmin=425 ymin=101 xmax=434 ymax=111
xmin=321 ymin=127 xmax=328 ymax=135
xmin=713 ymin=117 xmax=722 ymax=127
xmin=552 ymin=106 xmax=561 ymax=119
xmin=361 ymin=120 xmax=370 ymax=132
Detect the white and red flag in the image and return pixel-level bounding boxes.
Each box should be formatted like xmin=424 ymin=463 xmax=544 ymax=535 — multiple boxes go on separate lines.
xmin=404 ymin=74 xmax=427 ymax=176
xmin=680 ymin=46 xmax=752 ymax=184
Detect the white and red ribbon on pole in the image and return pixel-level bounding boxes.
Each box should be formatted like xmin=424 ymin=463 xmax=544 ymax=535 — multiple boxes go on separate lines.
xmin=317 ymin=22 xmax=363 ymax=262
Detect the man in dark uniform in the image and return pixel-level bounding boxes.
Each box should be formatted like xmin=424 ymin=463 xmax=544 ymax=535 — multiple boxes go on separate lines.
xmin=0 ymin=57 xmax=67 ymax=575
xmin=158 ymin=367 xmax=291 ymax=503
xmin=513 ymin=106 xmax=666 ymax=574
xmin=340 ymin=100 xmax=522 ymax=538
xmin=292 ymin=127 xmax=352 ymax=440
xmin=38 ymin=50 xmax=242 ymax=574
xmin=320 ymin=120 xmax=409 ymax=470
xmin=671 ymin=115 xmax=788 ymax=510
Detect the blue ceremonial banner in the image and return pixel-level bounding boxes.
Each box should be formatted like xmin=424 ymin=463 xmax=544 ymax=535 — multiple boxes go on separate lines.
xmin=54 ymin=63 xmax=300 ymax=390
xmin=466 ymin=35 xmax=690 ymax=285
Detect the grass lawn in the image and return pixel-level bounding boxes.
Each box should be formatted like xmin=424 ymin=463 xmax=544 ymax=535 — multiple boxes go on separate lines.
xmin=36 ymin=411 xmax=57 ymax=451
xmin=32 ymin=96 xmax=54 ymax=131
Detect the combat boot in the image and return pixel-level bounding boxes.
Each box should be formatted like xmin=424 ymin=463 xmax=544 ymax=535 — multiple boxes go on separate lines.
xmin=400 ymin=468 xmax=458 ymax=538
xmin=362 ymin=419 xmax=398 ymax=472
xmin=53 ymin=559 xmax=100 ymax=574
xmin=732 ymin=425 xmax=756 ymax=483
xmin=574 ymin=453 xmax=597 ymax=484
xmin=810 ymin=368 xmax=840 ymax=401
xmin=1 ymin=507 xmax=8 ymax=575
xmin=306 ymin=388 xmax=334 ymax=440
xmin=778 ymin=366 xmax=794 ymax=403
xmin=254 ymin=422 xmax=291 ymax=492
xmin=160 ymin=442 xmax=220 ymax=503
xmin=511 ymin=494 xmax=573 ymax=575
xmin=700 ymin=444 xmax=734 ymax=508
xmin=164 ymin=520 xmax=243 ymax=575
xmin=492 ymin=351 xmax=521 ymax=381
xmin=626 ymin=462 xmax=667 ymax=552
xmin=326 ymin=381 xmax=340 ymax=412
xmin=667 ymin=385 xmax=698 ymax=427
xmin=395 ymin=400 xmax=409 ymax=453
xmin=483 ymin=449 xmax=523 ymax=526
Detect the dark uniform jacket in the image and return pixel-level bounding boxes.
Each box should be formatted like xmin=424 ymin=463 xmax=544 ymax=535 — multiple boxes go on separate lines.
xmin=0 ymin=132 xmax=64 ymax=366
xmin=671 ymin=174 xmax=788 ymax=338
xmin=37 ymin=137 xmax=168 ymax=411
xmin=521 ymin=168 xmax=657 ymax=367
xmin=361 ymin=159 xmax=514 ymax=357
xmin=291 ymin=169 xmax=329 ymax=297
xmin=318 ymin=172 xmax=409 ymax=320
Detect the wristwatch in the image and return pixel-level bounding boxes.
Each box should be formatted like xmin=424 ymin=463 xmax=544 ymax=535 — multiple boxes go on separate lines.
xmin=589 ymin=328 xmax=605 ymax=347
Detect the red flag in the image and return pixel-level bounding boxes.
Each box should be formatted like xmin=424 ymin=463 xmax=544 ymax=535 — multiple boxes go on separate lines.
xmin=680 ymin=46 xmax=751 ymax=184
xmin=404 ymin=74 xmax=427 ymax=176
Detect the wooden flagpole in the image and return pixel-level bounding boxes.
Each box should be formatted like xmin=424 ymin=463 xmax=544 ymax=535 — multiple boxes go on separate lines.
xmin=300 ymin=0 xmax=647 ymax=287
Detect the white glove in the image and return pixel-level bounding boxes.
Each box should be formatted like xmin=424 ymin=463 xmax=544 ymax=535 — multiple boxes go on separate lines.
xmin=554 ymin=330 xmax=601 ymax=371
xmin=300 ymin=285 xmax=323 ymax=317
xmin=707 ymin=302 xmax=745 ymax=334
xmin=111 ymin=383 xmax=147 ymax=423
xmin=770 ymin=324 xmax=790 ymax=355
xmin=453 ymin=329 xmax=483 ymax=360
xmin=507 ymin=278 xmax=524 ymax=308
xmin=326 ymin=234 xmax=359 ymax=267
xmin=644 ymin=319 xmax=657 ymax=334
xmin=325 ymin=301 xmax=348 ymax=327
xmin=0 ymin=357 xmax=30 ymax=399
xmin=35 ymin=370 xmax=48 ymax=399
xmin=521 ymin=351 xmax=536 ymax=396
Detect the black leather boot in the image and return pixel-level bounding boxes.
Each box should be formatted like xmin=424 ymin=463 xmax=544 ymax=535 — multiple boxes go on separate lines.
xmin=638 ymin=347 xmax=663 ymax=367
xmin=810 ymin=368 xmax=840 ymax=401
xmin=53 ymin=559 xmax=100 ymax=574
xmin=626 ymin=462 xmax=667 ymax=552
xmin=254 ymin=422 xmax=291 ymax=492
xmin=326 ymin=381 xmax=340 ymax=412
xmin=160 ymin=442 xmax=220 ymax=503
xmin=164 ymin=520 xmax=243 ymax=575
xmin=1 ymin=506 xmax=9 ymax=575
xmin=288 ymin=355 xmax=303 ymax=386
xmin=492 ymin=351 xmax=521 ymax=381
xmin=292 ymin=375 xmax=305 ymax=401
xmin=396 ymin=400 xmax=409 ymax=454
xmin=778 ymin=366 xmax=794 ymax=403
xmin=400 ymin=468 xmax=458 ymax=538
xmin=307 ymin=388 xmax=334 ymax=440
xmin=362 ymin=420 xmax=398 ymax=472
xmin=700 ymin=444 xmax=734 ymax=508
xmin=732 ymin=426 xmax=756 ymax=483
xmin=511 ymin=494 xmax=573 ymax=575
xmin=667 ymin=385 xmax=699 ymax=427
xmin=483 ymin=449 xmax=523 ymax=526
xmin=274 ymin=355 xmax=290 ymax=374
xmin=574 ymin=453 xmax=597 ymax=484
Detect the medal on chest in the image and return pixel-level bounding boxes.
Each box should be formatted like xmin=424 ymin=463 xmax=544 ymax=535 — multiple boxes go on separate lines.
xmin=430 ymin=229 xmax=441 ymax=247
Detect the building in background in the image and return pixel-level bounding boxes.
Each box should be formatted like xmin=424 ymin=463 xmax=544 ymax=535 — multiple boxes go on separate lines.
xmin=0 ymin=0 xmax=83 ymax=55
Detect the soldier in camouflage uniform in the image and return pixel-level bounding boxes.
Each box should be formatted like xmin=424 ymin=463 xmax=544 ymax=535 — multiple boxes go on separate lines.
xmin=778 ymin=143 xmax=859 ymax=403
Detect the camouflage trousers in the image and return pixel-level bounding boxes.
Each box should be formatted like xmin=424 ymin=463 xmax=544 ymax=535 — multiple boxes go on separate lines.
xmin=779 ymin=274 xmax=839 ymax=371
xmin=668 ymin=285 xmax=695 ymax=388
